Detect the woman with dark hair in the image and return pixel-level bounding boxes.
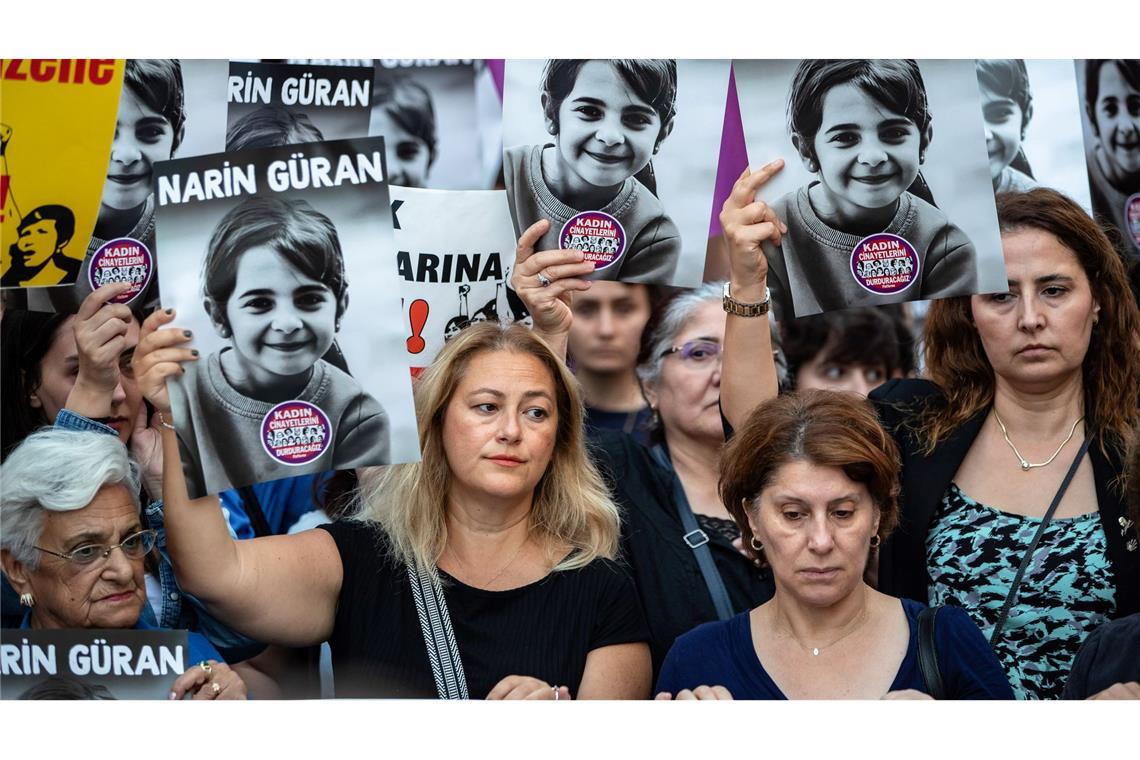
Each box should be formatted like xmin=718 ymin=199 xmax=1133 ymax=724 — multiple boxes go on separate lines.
xmin=656 ymin=392 xmax=1010 ymax=700
xmin=511 ymin=220 xmax=775 ymax=680
xmin=722 ymin=170 xmax=1140 ymax=699
xmin=780 ymin=306 xmax=912 ymax=397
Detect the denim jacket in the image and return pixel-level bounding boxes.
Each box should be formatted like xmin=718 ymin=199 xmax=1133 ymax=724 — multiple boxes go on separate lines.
xmin=51 ymin=410 xmax=265 ymax=662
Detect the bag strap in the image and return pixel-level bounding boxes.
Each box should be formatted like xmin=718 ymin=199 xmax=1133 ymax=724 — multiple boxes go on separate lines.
xmin=236 ymin=486 xmax=272 ymax=539
xmin=989 ymin=431 xmax=1094 ymax=646
xmin=651 ymin=445 xmax=735 ymax=621
xmin=407 ymin=563 xmax=469 ymax=700
xmin=916 ymin=606 xmax=945 ymax=699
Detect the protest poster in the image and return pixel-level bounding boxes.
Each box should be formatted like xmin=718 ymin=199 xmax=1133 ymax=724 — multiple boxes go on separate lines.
xmin=154 ymin=136 xmax=419 ymax=499
xmin=391 ymin=186 xmax=519 ymax=369
xmin=1075 ymin=59 xmax=1140 ymax=263
xmin=19 ymin=59 xmax=229 ymax=314
xmin=734 ymin=59 xmax=1006 ymax=319
xmin=975 ymin=59 xmax=1092 ymax=211
xmin=370 ymin=60 xmax=484 ymax=190
xmin=501 ymin=59 xmax=730 ymax=287
xmin=226 ymin=62 xmax=373 ymax=150
xmin=0 ymin=59 xmax=123 ymax=290
xmin=1 ymin=628 xmax=188 ymax=700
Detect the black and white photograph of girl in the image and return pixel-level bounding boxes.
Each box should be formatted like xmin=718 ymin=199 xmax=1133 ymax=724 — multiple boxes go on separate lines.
xmin=369 ymin=60 xmax=483 ymax=190
xmin=734 ymin=59 xmax=1005 ymax=319
xmin=502 ymin=59 xmax=729 ymax=287
xmin=154 ymin=137 xmax=418 ymax=499
xmin=225 ymin=62 xmax=373 ymax=151
xmin=975 ymin=59 xmax=1092 ymax=211
xmin=23 ymin=59 xmax=229 ymax=315
xmin=1076 ymin=59 xmax=1140 ymax=262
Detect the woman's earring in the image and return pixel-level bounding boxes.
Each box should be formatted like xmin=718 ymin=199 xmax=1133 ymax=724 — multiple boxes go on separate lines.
xmin=750 ymin=537 xmax=763 ymax=552
xmin=651 ymin=407 xmax=660 ymax=427
xmin=869 ymin=535 xmax=881 ymax=548
xmin=805 ymin=159 xmax=818 ymax=172
xmin=19 ymin=593 xmax=35 ymax=608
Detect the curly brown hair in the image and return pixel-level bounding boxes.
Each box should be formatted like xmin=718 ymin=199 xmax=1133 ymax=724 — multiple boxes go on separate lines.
xmin=920 ymin=188 xmax=1140 ymax=456
xmin=721 ymin=391 xmax=901 ymax=564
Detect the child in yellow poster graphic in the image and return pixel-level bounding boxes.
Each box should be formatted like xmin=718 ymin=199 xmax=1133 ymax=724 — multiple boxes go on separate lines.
xmin=0 ymin=59 xmax=124 ymax=288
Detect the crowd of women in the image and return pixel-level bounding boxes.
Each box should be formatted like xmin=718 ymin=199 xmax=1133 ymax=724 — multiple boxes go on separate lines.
xmin=2 ymin=155 xmax=1138 ymax=700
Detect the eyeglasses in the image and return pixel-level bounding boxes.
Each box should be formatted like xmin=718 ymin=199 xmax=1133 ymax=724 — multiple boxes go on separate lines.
xmin=34 ymin=529 xmax=157 ymax=567
xmin=660 ymin=340 xmax=722 ymax=366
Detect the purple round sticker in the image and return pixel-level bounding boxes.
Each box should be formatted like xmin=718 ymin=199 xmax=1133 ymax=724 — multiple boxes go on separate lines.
xmin=260 ymin=401 xmax=331 ymax=466
xmin=559 ymin=211 xmax=626 ymax=271
xmin=88 ymin=238 xmax=153 ymax=304
xmin=1126 ymin=193 xmax=1140 ymax=248
xmin=850 ymin=233 xmax=920 ymax=295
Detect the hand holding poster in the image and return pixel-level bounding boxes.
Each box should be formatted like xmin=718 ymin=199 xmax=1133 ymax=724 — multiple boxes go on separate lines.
xmin=154 ymin=136 xmax=419 ymax=499
xmin=734 ymin=59 xmax=1006 ymax=319
xmin=0 ymin=59 xmax=123 ymax=290
xmin=1 ymin=628 xmax=189 ymax=700
xmin=501 ymin=59 xmax=730 ymax=287
xmin=391 ymin=186 xmax=519 ymax=368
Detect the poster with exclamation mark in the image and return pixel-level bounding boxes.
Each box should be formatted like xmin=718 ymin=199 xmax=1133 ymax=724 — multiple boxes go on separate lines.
xmin=390 ymin=186 xmax=520 ymax=371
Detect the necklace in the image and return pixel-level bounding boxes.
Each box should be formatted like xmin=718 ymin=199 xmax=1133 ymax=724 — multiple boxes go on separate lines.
xmin=447 ymin=535 xmax=529 ymax=589
xmin=993 ymin=410 xmax=1084 ymax=472
xmin=781 ymin=606 xmax=870 ymax=657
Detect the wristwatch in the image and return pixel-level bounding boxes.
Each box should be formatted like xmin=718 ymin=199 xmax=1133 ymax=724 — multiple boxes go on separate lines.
xmin=722 ymin=282 xmax=770 ymax=317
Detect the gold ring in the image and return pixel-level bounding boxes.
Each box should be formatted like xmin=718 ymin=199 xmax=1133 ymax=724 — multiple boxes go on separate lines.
xmin=198 ymin=661 xmax=213 ymax=677
xmin=210 ymin=682 xmax=221 ymax=697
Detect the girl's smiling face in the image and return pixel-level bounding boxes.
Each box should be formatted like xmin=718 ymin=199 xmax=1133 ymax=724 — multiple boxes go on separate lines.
xmin=980 ymin=84 xmax=1025 ymax=182
xmin=219 ymin=246 xmax=341 ymax=384
xmin=804 ymin=83 xmax=926 ymax=221
xmin=1092 ymin=62 xmax=1140 ymax=178
xmin=548 ymin=60 xmax=664 ymax=193
xmin=102 ymin=87 xmax=176 ymax=212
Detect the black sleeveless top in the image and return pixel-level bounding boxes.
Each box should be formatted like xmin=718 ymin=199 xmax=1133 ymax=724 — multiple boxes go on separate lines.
xmin=319 ymin=520 xmax=648 ymax=698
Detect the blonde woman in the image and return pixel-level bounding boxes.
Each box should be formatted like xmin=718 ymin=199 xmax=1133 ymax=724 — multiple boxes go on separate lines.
xmin=133 ymin=314 xmax=651 ymax=699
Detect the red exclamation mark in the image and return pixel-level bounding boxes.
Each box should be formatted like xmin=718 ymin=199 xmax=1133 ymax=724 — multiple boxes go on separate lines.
xmin=0 ymin=176 xmax=9 ymax=223
xmin=406 ymin=298 xmax=429 ymax=354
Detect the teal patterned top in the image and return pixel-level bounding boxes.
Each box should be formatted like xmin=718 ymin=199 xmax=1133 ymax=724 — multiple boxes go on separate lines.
xmin=925 ymin=483 xmax=1115 ymax=700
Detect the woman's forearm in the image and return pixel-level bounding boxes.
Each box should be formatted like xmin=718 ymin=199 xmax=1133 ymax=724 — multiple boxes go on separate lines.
xmin=721 ymin=277 xmax=779 ymax=431
xmin=159 ymin=424 xmax=243 ymax=606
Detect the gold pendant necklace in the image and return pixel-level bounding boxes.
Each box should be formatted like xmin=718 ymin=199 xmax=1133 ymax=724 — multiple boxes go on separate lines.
xmin=993 ymin=411 xmax=1084 ymax=472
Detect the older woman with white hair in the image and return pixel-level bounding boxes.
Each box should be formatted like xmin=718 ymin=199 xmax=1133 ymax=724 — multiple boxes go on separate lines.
xmin=0 ymin=428 xmax=247 ymax=699
xmin=510 ymin=221 xmax=782 ymax=678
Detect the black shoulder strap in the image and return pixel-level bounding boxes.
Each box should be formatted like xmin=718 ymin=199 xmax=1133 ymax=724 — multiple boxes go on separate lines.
xmin=236 ymin=486 xmax=272 ymax=539
xmin=989 ymin=431 xmax=1094 ymax=646
xmin=917 ymin=605 xmax=945 ymax=700
xmin=650 ymin=445 xmax=735 ymax=621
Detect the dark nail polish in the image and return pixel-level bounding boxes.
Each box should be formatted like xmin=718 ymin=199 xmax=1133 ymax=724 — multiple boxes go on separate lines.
xmin=191 ymin=350 xmax=199 ymax=357
xmin=164 ymin=308 xmax=173 ymax=315
xmin=183 ymin=330 xmax=192 ymax=338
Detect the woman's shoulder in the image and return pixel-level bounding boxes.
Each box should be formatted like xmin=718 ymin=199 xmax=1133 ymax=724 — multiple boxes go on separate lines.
xmin=669 ymin=610 xmax=749 ymax=656
xmin=317 ymin=519 xmax=395 ymax=566
xmin=868 ymin=378 xmax=945 ymax=431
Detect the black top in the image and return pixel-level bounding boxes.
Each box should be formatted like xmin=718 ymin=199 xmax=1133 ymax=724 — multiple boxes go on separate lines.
xmin=869 ymin=378 xmax=1140 ymax=618
xmin=319 ymin=519 xmax=649 ymax=699
xmin=1061 ymin=613 xmax=1140 ymax=699
xmin=588 ymin=429 xmax=775 ymax=678
xmin=584 ymin=404 xmax=654 ymax=447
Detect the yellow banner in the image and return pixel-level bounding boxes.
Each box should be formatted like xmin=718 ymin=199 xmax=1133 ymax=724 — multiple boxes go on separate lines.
xmin=1 ymin=59 xmax=124 ymax=287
